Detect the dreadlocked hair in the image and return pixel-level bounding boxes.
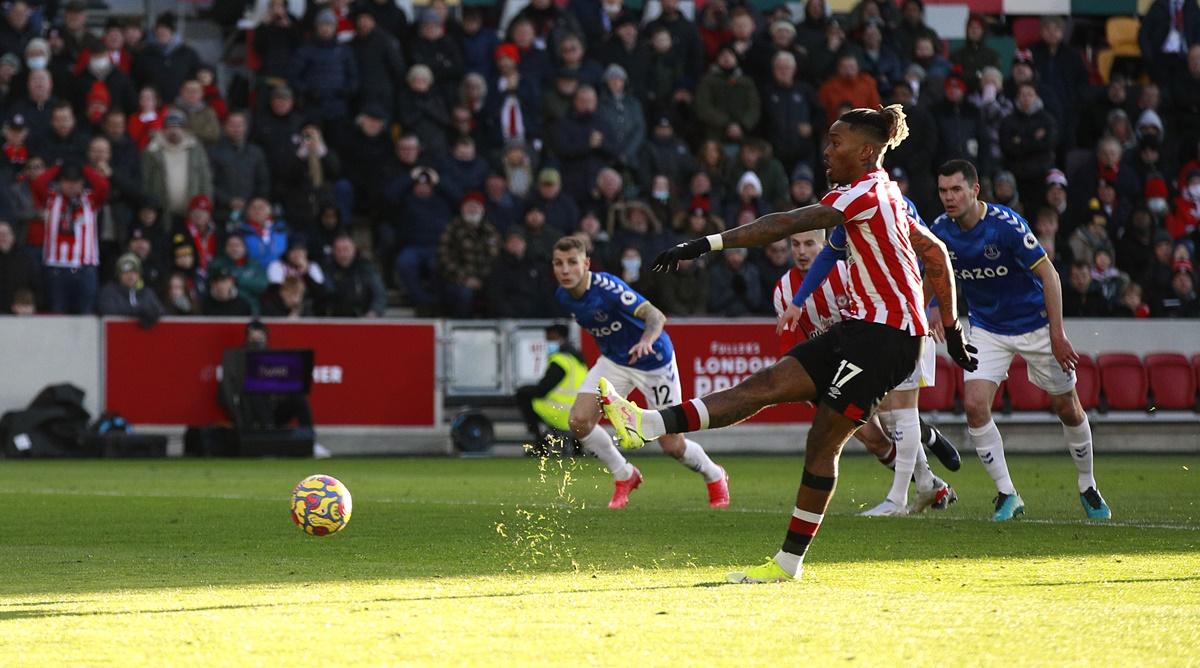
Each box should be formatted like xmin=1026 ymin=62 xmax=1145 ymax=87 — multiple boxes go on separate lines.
xmin=839 ymin=104 xmax=910 ymax=154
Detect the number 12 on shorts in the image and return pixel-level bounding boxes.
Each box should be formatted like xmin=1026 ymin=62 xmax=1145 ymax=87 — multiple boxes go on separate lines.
xmin=832 ymin=360 xmax=863 ymax=388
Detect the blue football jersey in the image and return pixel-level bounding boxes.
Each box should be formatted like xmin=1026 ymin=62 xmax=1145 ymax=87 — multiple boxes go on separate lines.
xmin=930 ymin=203 xmax=1050 ymax=336
xmin=556 ymin=272 xmax=673 ymax=371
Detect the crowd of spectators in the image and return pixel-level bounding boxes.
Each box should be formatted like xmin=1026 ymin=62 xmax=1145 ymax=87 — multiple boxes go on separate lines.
xmin=0 ymin=0 xmax=1196 ymax=321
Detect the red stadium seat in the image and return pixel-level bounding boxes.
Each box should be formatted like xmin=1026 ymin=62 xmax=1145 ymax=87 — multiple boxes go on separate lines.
xmin=1193 ymin=354 xmax=1200 ymax=405
xmin=1098 ymin=353 xmax=1148 ymax=410
xmin=1145 ymin=353 xmax=1196 ymax=410
xmin=953 ymin=360 xmax=1006 ymax=412
xmin=993 ymin=379 xmax=1008 ymax=412
xmin=1075 ymin=354 xmax=1100 ymax=411
xmin=919 ymin=355 xmax=957 ymax=411
xmin=1012 ymin=17 xmax=1042 ymax=49
xmin=1008 ymin=356 xmax=1052 ymax=411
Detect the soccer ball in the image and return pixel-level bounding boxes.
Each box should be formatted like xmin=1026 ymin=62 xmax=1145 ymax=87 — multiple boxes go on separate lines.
xmin=291 ymin=475 xmax=353 ymax=536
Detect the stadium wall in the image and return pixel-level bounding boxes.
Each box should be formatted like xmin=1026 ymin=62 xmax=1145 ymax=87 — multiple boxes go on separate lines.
xmin=0 ymin=317 xmax=102 ymax=418
xmin=0 ymin=317 xmax=1195 ymax=455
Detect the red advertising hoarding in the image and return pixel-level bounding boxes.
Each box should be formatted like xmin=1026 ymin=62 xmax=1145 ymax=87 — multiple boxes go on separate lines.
xmin=105 ymin=319 xmax=437 ymax=426
xmin=582 ymin=320 xmax=814 ymax=424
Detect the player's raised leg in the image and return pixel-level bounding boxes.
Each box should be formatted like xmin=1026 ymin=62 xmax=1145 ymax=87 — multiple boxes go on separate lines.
xmin=567 ymin=379 xmax=641 ymax=510
xmin=600 ymin=356 xmax=819 ymax=448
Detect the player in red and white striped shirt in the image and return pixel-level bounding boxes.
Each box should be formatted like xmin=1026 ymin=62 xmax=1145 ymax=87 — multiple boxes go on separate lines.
xmin=599 ymin=105 xmax=979 ymax=584
xmin=772 ymin=230 xmax=853 ymax=354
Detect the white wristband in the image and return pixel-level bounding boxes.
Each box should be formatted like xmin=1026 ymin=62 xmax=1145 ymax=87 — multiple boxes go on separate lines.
xmin=705 ymin=234 xmax=724 ymax=252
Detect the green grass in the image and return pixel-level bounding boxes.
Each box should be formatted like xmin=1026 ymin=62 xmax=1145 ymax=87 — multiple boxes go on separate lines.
xmin=2 ymin=453 xmax=1198 ymax=666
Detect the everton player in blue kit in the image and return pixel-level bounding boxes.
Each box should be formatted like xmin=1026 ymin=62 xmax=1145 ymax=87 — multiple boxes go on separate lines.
xmin=551 ymin=236 xmax=730 ymax=509
xmin=930 ymin=160 xmax=1110 ymax=521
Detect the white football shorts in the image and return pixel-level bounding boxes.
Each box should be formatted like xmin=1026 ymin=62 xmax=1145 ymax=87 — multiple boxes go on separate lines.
xmin=580 ymin=354 xmax=683 ymax=409
xmin=965 ymin=324 xmax=1076 ymax=396
xmin=894 ymin=336 xmax=934 ymax=392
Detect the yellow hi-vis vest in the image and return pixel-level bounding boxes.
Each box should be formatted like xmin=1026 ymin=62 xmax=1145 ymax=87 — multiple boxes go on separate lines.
xmin=531 ymin=351 xmax=588 ymax=431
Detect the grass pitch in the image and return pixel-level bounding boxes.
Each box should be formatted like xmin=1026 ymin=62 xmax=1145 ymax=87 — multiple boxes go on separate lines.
xmin=3 ymin=453 xmax=1198 ymax=667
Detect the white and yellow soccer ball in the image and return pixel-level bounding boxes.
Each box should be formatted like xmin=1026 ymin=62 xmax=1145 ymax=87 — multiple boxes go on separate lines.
xmin=291 ymin=475 xmax=353 ymax=536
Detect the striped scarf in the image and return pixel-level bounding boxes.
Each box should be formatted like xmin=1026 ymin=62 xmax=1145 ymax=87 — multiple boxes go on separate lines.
xmin=44 ymin=192 xmax=98 ymax=268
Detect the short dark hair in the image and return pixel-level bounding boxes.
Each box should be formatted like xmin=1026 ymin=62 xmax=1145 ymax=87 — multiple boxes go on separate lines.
xmin=1071 ymin=260 xmax=1091 ymax=271
xmin=937 ymin=159 xmax=979 ymax=186
xmin=545 ymin=324 xmax=569 ymax=339
xmin=553 ymin=235 xmax=588 ymax=256
xmin=246 ymin=319 xmax=268 ymax=336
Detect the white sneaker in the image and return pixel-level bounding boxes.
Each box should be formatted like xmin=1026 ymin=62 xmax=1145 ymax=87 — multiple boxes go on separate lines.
xmin=859 ymin=499 xmax=908 ymax=517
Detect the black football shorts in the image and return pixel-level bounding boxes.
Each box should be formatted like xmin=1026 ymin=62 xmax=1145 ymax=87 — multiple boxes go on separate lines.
xmin=786 ymin=319 xmax=923 ymax=424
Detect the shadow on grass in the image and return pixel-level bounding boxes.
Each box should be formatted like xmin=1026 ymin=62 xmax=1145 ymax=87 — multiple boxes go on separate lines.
xmin=0 ymin=582 xmax=731 ymax=621
xmin=1018 ymin=575 xmax=1200 ymax=587
xmin=4 ymin=454 xmax=1198 ymax=598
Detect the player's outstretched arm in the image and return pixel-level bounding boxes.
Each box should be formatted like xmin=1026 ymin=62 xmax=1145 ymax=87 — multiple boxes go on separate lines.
xmin=910 ymin=223 xmax=978 ymax=371
xmin=652 ymin=204 xmax=843 ymax=272
xmin=628 ymin=302 xmax=667 ymax=364
xmin=1032 ymin=258 xmax=1080 ymax=372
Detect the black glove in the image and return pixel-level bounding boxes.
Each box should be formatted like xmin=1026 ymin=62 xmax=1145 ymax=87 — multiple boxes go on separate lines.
xmin=652 ymin=238 xmax=711 ymax=273
xmin=944 ymin=322 xmax=979 ymax=372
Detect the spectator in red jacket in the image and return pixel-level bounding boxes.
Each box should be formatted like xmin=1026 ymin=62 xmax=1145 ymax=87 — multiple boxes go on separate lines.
xmin=127 ymin=85 xmax=165 ymax=150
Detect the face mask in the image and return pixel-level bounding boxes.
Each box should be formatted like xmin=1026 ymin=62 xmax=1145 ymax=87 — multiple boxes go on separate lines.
xmin=652 ymin=190 xmax=669 ymax=202
xmin=26 ymin=56 xmax=48 ymax=70
xmin=463 ymin=210 xmax=483 ymax=225
xmin=89 ymin=57 xmax=112 ymax=78
xmin=545 ymin=341 xmax=561 ymax=355
xmin=172 ymin=295 xmax=192 ymax=312
xmin=622 ymin=257 xmax=642 ymax=273
xmin=1189 ymin=184 xmax=1200 ymax=200
xmin=981 ymin=83 xmax=997 ymax=103
xmin=1148 ymin=198 xmax=1169 ymax=215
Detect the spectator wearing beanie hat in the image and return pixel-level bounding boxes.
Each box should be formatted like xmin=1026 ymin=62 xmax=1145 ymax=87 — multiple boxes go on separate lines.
xmin=288 ymin=9 xmax=358 ymax=133
xmin=1166 ymin=169 xmax=1200 ymax=240
xmin=134 ymin=12 xmax=201 ymax=105
xmin=97 ymin=251 xmax=164 ymax=324
xmin=179 ymin=193 xmax=218 ymax=273
xmin=933 ymin=69 xmax=990 ymax=175
xmin=141 ymin=108 xmax=213 ymax=224
xmin=1045 ymin=168 xmax=1069 ymax=217
xmin=696 ymin=43 xmax=761 ymax=142
xmin=489 ymin=42 xmax=541 ymax=149
xmin=437 ymin=191 xmax=500 ymax=318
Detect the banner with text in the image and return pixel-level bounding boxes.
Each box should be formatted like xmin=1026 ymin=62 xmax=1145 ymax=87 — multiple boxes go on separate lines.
xmin=105 ymin=319 xmax=438 ymax=426
xmin=582 ymin=320 xmax=814 ymax=424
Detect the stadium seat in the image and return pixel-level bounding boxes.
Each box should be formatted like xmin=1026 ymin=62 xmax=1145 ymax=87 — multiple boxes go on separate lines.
xmin=1007 ymin=356 xmax=1052 ymax=411
xmin=1145 ymin=353 xmax=1196 ymax=410
xmin=1096 ymin=16 xmax=1141 ymax=83
xmin=1098 ymin=353 xmax=1148 ymax=410
xmin=952 ymin=362 xmax=1005 ymax=412
xmin=1012 ymin=17 xmax=1042 ymax=49
xmin=1075 ymin=354 xmax=1100 ymax=411
xmin=919 ymin=355 xmax=957 ymax=411
xmin=1193 ymin=354 xmax=1200 ymax=407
